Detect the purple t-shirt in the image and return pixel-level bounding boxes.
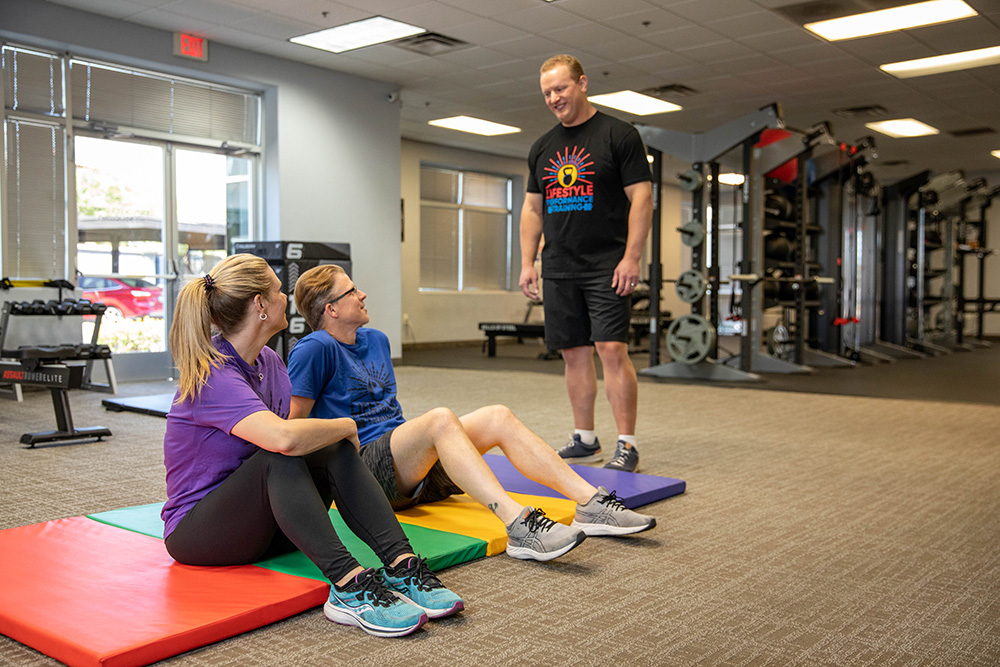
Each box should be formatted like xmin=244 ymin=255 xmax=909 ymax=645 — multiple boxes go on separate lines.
xmin=161 ymin=335 xmax=291 ymax=538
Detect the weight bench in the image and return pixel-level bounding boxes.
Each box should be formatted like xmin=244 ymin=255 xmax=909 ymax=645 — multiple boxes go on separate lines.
xmin=478 ymin=322 xmax=547 ymax=357
xmin=0 ymin=345 xmax=113 ymax=446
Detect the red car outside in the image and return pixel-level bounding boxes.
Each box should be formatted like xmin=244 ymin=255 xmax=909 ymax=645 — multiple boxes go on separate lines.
xmin=78 ymin=276 xmax=164 ymax=319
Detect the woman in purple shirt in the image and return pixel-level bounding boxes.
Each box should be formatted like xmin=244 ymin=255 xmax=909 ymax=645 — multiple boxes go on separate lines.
xmin=162 ymin=253 xmax=461 ymax=638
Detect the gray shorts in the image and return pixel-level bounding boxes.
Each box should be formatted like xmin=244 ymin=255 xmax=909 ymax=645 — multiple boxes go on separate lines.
xmin=360 ymin=428 xmax=464 ymax=511
xmin=544 ymin=274 xmax=631 ymax=350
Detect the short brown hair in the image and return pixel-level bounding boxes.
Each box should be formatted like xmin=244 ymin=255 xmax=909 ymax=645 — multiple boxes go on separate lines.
xmin=540 ymin=54 xmax=585 ymax=80
xmin=294 ymin=263 xmax=347 ymax=331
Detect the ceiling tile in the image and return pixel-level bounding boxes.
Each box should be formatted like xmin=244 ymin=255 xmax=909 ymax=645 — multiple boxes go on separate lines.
xmin=548 ymin=22 xmax=630 ymax=48
xmin=674 ymin=40 xmax=758 ymax=64
xmin=47 ymin=0 xmax=149 ymax=19
xmin=434 ymin=0 xmax=540 ymax=19
xmin=600 ymin=7 xmax=695 ymax=34
xmin=446 ymin=19 xmax=525 ymax=45
xmin=231 ymin=13 xmax=317 ymax=40
xmin=557 ymin=0 xmax=662 ymax=21
xmin=390 ymin=2 xmax=485 ymax=31
xmin=641 ymin=25 xmax=727 ymax=50
xmin=493 ymin=5 xmax=590 ymax=33
xmin=739 ymin=28 xmax=822 ymax=51
xmin=156 ymin=0 xmax=260 ymax=24
xmin=489 ymin=35 xmax=575 ymax=59
xmin=584 ymin=37 xmax=667 ymax=62
xmin=707 ymin=10 xmax=796 ymax=38
xmin=668 ymin=0 xmax=763 ymax=23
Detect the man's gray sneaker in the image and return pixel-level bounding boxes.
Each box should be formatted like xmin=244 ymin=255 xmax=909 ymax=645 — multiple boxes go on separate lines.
xmin=572 ymin=486 xmax=656 ymax=536
xmin=603 ymin=440 xmax=639 ymax=472
xmin=557 ymin=434 xmax=603 ymax=463
xmin=505 ymin=506 xmax=586 ymax=561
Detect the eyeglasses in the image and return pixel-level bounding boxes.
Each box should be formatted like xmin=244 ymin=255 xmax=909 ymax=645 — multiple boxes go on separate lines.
xmin=327 ymin=286 xmax=358 ymax=306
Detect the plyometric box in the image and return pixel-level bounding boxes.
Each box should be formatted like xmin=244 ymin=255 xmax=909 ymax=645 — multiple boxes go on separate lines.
xmin=232 ymin=241 xmax=351 ymax=361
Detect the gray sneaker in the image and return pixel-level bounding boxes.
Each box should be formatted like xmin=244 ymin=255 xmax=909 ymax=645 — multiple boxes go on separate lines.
xmin=557 ymin=434 xmax=603 ymax=463
xmin=506 ymin=506 xmax=586 ymax=561
xmin=572 ymin=486 xmax=656 ymax=536
xmin=603 ymin=441 xmax=639 ymax=472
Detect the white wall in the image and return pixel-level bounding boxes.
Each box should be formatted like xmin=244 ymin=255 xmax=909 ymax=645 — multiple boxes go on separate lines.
xmin=400 ymin=140 xmax=532 ymax=344
xmin=2 ymin=0 xmax=404 ymax=354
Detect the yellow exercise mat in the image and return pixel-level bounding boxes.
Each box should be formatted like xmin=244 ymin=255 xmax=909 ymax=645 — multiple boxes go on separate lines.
xmin=333 ymin=493 xmax=577 ymax=557
xmin=394 ymin=493 xmax=577 ymax=556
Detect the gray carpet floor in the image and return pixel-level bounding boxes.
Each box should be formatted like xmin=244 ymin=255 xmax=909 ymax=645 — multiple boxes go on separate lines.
xmin=400 ymin=336 xmax=1000 ymax=406
xmin=1 ymin=362 xmax=998 ymax=666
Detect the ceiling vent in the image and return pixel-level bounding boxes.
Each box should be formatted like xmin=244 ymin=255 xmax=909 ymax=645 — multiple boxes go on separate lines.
xmin=949 ymin=126 xmax=996 ymax=138
xmin=833 ymin=104 xmax=888 ymax=118
xmin=393 ymin=32 xmax=470 ymax=56
xmin=641 ymin=84 xmax=698 ymax=98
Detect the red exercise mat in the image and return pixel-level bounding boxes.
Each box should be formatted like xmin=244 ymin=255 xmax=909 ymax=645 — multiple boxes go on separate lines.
xmin=0 ymin=516 xmax=328 ymax=667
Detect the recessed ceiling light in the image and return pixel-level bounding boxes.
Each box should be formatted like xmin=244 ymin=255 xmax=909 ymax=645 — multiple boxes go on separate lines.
xmin=428 ymin=116 xmax=521 ymax=136
xmin=589 ymin=91 xmax=682 ymax=116
xmin=881 ymin=45 xmax=1000 ymax=78
xmin=717 ymin=173 xmax=745 ymax=186
xmin=804 ymin=0 xmax=976 ymax=41
xmin=290 ymin=16 xmax=426 ymax=54
xmin=865 ymin=118 xmax=940 ymax=138
xmin=992 ymin=150 xmax=1000 ymax=159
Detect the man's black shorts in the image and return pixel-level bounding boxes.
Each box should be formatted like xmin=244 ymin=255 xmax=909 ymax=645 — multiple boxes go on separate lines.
xmin=360 ymin=428 xmax=463 ymax=511
xmin=543 ymin=274 xmax=631 ymax=350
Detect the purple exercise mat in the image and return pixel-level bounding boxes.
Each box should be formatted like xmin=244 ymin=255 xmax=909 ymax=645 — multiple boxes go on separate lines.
xmin=483 ymin=454 xmax=685 ymax=509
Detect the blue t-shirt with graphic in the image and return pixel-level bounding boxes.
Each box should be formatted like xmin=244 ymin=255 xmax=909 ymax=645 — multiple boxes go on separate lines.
xmin=287 ymin=328 xmax=405 ymax=445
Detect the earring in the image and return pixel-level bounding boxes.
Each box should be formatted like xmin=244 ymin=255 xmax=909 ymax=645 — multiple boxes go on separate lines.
xmin=259 ymin=312 xmax=268 ymax=321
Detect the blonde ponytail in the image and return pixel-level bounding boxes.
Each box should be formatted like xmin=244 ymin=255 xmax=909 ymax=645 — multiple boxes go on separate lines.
xmin=170 ymin=254 xmax=274 ymax=402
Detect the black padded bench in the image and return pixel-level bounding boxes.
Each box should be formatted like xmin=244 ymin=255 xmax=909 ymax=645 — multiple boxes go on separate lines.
xmin=478 ymin=322 xmax=546 ymax=357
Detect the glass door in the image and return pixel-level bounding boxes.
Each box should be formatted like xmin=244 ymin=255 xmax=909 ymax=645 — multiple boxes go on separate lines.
xmin=75 ymin=136 xmax=170 ymax=380
xmin=75 ymin=137 xmax=256 ymax=381
xmin=174 ymin=147 xmax=253 ymax=285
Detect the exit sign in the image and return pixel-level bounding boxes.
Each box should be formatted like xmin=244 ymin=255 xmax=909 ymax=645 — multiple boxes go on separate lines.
xmin=173 ymin=33 xmax=208 ymax=61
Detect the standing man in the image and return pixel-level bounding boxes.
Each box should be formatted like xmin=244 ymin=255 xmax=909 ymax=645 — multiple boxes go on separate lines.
xmin=520 ymin=54 xmax=653 ymax=473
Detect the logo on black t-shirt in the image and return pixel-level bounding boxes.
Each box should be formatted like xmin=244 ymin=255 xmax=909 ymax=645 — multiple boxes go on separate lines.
xmin=544 ymin=146 xmax=594 ymax=214
xmin=347 ymin=361 xmax=397 ymax=426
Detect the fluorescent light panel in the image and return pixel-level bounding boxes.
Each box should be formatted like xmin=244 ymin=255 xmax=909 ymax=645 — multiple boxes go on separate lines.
xmin=589 ymin=91 xmax=681 ymax=116
xmin=865 ymin=118 xmax=939 ymax=138
xmin=992 ymin=150 xmax=1000 ymax=159
xmin=805 ymin=0 xmax=976 ymax=41
xmin=290 ymin=16 xmax=425 ymax=54
xmin=428 ymin=116 xmax=521 ymax=136
xmin=882 ymin=45 xmax=1000 ymax=77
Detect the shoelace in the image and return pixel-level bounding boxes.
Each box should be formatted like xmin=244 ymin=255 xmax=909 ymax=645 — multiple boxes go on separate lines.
xmin=521 ymin=507 xmax=557 ymax=534
xmin=609 ymin=445 xmax=632 ymax=468
xmin=345 ymin=569 xmax=396 ymax=608
xmin=392 ymin=556 xmax=444 ymax=592
xmin=598 ymin=489 xmax=627 ymax=511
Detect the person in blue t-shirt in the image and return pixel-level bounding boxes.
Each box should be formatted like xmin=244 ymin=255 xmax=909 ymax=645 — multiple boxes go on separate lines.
xmin=162 ymin=253 xmax=462 ymax=638
xmin=287 ymin=265 xmax=656 ymax=563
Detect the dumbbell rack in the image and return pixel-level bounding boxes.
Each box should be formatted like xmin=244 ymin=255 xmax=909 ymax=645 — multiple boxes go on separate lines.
xmin=0 ymin=298 xmax=118 ymax=401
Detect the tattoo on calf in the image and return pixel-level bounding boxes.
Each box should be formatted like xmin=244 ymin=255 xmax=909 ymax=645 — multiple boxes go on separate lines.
xmin=488 ymin=502 xmax=498 ymax=514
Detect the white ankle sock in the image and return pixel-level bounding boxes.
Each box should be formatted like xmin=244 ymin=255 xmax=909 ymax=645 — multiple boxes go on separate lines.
xmin=618 ymin=435 xmax=637 ymax=447
xmin=575 ymin=429 xmax=597 ymax=445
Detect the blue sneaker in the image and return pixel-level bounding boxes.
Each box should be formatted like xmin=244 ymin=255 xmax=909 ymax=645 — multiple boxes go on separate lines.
xmin=381 ymin=556 xmax=464 ymax=619
xmin=557 ymin=434 xmax=603 ymax=463
xmin=324 ymin=568 xmax=427 ymax=637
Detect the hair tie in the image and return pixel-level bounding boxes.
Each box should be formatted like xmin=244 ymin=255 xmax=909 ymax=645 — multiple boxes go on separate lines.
xmin=204 ymin=274 xmax=215 ymax=292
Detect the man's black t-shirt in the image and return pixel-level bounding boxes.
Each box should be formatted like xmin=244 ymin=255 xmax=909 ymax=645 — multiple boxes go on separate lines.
xmin=526 ymin=111 xmax=651 ymax=279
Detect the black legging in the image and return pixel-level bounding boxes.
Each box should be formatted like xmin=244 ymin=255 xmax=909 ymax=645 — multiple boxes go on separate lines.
xmin=165 ymin=439 xmax=413 ymax=584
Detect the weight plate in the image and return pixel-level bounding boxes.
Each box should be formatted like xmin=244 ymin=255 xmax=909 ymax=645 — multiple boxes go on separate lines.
xmin=679 ymin=220 xmax=705 ymax=247
xmin=666 ymin=314 xmax=716 ymax=365
xmin=675 ymin=270 xmax=707 ymax=304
